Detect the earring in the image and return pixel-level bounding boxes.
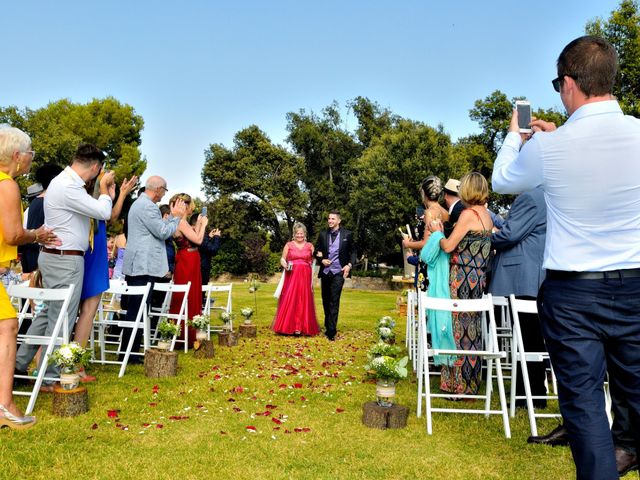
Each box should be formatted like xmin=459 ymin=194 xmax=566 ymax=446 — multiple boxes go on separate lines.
xmin=15 ymin=161 xmax=21 ymax=174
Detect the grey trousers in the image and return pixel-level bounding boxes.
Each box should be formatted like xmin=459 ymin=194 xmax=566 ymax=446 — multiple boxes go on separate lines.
xmin=15 ymin=252 xmax=83 ymax=379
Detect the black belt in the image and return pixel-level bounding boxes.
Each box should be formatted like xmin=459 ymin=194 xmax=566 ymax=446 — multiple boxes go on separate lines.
xmin=40 ymin=247 xmax=84 ymax=257
xmin=546 ymin=268 xmax=640 ymax=281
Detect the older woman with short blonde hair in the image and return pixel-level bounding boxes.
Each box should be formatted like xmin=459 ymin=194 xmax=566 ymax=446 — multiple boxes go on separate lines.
xmin=0 ymin=126 xmax=58 ymax=429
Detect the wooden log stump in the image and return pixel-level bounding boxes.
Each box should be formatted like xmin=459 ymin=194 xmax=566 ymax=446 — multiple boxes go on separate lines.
xmin=361 ymin=401 xmax=409 ymax=429
xmin=239 ymin=324 xmax=257 ymax=338
xmin=52 ymin=386 xmax=89 ymax=417
xmin=218 ymin=330 xmax=238 ymax=347
xmin=144 ymin=348 xmax=178 ymax=378
xmin=397 ymin=304 xmax=408 ymax=317
xmin=193 ymin=339 xmax=215 ymax=359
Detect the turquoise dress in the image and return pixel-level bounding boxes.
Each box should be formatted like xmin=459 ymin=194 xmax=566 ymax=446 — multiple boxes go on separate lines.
xmin=420 ymin=231 xmax=455 ymax=366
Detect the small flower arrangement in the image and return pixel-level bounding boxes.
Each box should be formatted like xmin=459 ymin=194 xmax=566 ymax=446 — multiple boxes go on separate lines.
xmin=364 ymin=355 xmax=409 ymax=381
xmin=377 ymin=325 xmax=395 ymax=343
xmin=240 ymin=307 xmax=253 ymax=319
xmin=189 ymin=314 xmax=210 ymax=331
xmin=157 ymin=320 xmax=181 ymax=341
xmin=220 ymin=311 xmax=234 ymax=324
xmin=377 ymin=316 xmax=396 ymax=329
xmin=367 ymin=341 xmax=402 ymax=360
xmin=49 ymin=342 xmax=91 ymax=373
xmin=248 ymin=283 xmax=260 ymax=294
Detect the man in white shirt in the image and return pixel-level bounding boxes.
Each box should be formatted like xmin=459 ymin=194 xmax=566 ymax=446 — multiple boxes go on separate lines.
xmin=442 ymin=178 xmax=463 ymax=237
xmin=492 ymin=36 xmax=640 ymax=479
xmin=16 ymin=144 xmax=115 ymax=387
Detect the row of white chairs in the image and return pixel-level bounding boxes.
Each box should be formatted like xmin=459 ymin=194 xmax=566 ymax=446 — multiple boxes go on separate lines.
xmin=405 ymin=290 xmax=611 ymax=438
xmin=8 ymin=281 xmax=233 ymax=414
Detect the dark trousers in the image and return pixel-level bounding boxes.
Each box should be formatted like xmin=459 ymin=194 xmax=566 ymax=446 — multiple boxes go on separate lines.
xmin=514 ymin=295 xmax=548 ymax=404
xmin=120 ymin=274 xmax=164 ymax=359
xmin=321 ymin=273 xmax=345 ymax=338
xmin=538 ymin=276 xmax=640 ymax=480
xmin=610 ymin=380 xmax=637 ymax=455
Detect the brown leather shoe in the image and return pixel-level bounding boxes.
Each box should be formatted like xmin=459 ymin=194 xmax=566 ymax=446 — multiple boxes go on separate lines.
xmin=527 ymin=424 xmax=569 ymax=447
xmin=616 ymin=447 xmax=638 ymax=477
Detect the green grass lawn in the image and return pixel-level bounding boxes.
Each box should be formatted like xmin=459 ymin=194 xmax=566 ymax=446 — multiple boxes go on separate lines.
xmin=1 ymin=283 xmax=575 ymax=479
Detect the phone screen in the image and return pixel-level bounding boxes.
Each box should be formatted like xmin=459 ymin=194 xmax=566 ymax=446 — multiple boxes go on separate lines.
xmin=201 ymin=207 xmax=208 ymax=216
xmin=517 ymin=103 xmax=532 ymax=130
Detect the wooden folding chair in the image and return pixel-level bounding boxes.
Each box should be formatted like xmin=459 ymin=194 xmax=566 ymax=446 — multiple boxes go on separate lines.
xmin=9 ymin=283 xmax=75 ymax=415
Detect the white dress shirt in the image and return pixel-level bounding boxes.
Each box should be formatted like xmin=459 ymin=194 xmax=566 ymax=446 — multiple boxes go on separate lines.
xmin=44 ymin=166 xmax=112 ymax=251
xmin=492 ymin=100 xmax=640 ymax=272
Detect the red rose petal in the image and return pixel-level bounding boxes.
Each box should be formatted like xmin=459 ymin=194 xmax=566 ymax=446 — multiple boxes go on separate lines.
xmin=132 ymin=387 xmax=139 ymax=393
xmin=149 ymin=402 xmax=157 ymax=407
xmin=293 ymin=383 xmax=303 ymax=389
xmin=220 ymin=431 xmax=227 ymax=434
xmin=336 ymin=408 xmax=345 ymax=413
xmin=271 ymin=417 xmax=282 ymax=425
xmin=302 ymin=427 xmax=311 ymax=432
xmin=265 ymin=404 xmax=278 ymax=410
xmin=107 ymin=410 xmax=119 ymax=418
xmin=91 ymin=423 xmax=98 ymax=430
xmin=294 ymin=427 xmax=303 ymax=433
xmin=246 ymin=426 xmax=257 ymax=432
xmin=156 ymin=424 xmax=164 ymax=429
xmin=300 ymin=396 xmax=307 ymax=402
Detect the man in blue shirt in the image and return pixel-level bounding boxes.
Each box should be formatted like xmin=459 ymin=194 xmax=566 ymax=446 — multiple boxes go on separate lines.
xmin=492 ymin=36 xmax=640 ymax=480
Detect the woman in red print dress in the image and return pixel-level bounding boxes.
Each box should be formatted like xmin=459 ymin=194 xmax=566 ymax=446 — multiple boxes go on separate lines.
xmin=272 ymin=223 xmax=320 ymax=336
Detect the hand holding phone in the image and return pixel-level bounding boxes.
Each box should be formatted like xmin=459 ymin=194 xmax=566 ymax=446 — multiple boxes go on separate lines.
xmin=201 ymin=206 xmax=208 ymax=216
xmin=515 ymin=100 xmax=532 ymax=134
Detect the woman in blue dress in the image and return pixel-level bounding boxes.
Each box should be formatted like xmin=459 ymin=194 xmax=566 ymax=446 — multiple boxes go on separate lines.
xmin=73 ymin=175 xmax=137 ymax=381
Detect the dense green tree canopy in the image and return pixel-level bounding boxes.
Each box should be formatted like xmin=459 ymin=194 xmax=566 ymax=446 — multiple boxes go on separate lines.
xmin=0 ymin=97 xmax=146 ymax=188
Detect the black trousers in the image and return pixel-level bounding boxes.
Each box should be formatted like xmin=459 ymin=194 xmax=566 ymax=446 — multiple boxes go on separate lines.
xmin=320 ymin=273 xmax=345 ymax=338
xmin=539 ymin=276 xmax=640 ymax=480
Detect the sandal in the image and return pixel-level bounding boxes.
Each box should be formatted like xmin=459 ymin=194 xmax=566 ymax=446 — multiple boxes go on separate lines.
xmin=0 ymin=404 xmax=36 ymax=430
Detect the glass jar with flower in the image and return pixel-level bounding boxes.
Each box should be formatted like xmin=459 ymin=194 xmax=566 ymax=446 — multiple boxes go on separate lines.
xmin=240 ymin=307 xmax=254 ymax=325
xmin=156 ymin=320 xmax=181 ymax=350
xmin=189 ymin=314 xmax=210 ymax=341
xmin=49 ymin=342 xmax=91 ymax=390
xmin=364 ymin=353 xmax=409 ymax=407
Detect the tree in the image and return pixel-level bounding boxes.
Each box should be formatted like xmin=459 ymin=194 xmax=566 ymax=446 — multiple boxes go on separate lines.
xmin=349 ymin=119 xmax=454 ymax=259
xmin=201 ymin=125 xmax=307 ymax=248
xmin=587 ymin=0 xmax=640 ymax=117
xmin=286 ymin=103 xmax=362 ymax=239
xmin=0 ymin=97 xmax=146 ymax=188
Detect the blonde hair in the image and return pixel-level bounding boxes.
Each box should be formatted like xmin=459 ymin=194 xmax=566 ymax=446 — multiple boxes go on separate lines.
xmin=169 ymin=193 xmax=192 ymax=205
xmin=458 ymin=172 xmax=489 ymax=206
xmin=292 ymin=222 xmax=307 ymax=240
xmin=0 ymin=125 xmax=31 ymax=166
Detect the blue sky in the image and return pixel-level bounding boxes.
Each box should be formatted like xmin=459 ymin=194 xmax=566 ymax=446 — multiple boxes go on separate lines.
xmin=2 ymin=0 xmax=618 ymax=199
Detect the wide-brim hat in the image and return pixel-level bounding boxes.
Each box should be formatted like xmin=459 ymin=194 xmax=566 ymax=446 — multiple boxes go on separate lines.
xmin=26 ymin=182 xmax=43 ymax=199
xmin=443 ymin=178 xmax=460 ymax=196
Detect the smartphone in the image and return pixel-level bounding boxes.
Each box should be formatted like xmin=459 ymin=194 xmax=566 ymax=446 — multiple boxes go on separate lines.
xmin=515 ymin=100 xmax=532 ymax=133
xmin=201 ymin=206 xmax=208 ymax=216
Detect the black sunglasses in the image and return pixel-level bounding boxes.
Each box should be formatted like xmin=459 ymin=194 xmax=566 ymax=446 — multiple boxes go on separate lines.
xmin=551 ymin=76 xmax=563 ymax=93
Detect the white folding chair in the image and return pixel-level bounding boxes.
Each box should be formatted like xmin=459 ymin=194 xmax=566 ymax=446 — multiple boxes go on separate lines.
xmin=420 ymin=294 xmax=511 ymax=438
xmin=491 ymin=295 xmax=513 ymax=379
xmin=416 ymin=289 xmax=429 ymax=417
xmin=406 ymin=289 xmax=418 ymax=369
xmin=91 ymin=280 xmax=152 ymax=377
xmin=202 ymin=283 xmax=233 ymax=335
xmin=9 ymin=283 xmax=75 ymax=415
xmin=148 ymin=282 xmax=190 ymax=352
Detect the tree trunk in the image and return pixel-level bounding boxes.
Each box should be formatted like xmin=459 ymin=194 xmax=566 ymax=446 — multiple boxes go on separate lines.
xmin=218 ymin=330 xmax=238 ymax=347
xmin=361 ymin=401 xmax=408 ymax=429
xmin=239 ymin=324 xmax=257 ymax=338
xmin=193 ymin=339 xmax=215 ymax=359
xmin=144 ymin=349 xmax=178 ymax=378
xmin=52 ymin=386 xmax=89 ymax=417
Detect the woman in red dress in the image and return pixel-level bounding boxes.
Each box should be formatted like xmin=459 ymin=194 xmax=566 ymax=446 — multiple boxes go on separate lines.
xmin=169 ymin=194 xmax=208 ymax=347
xmin=272 ymin=223 xmax=320 ymax=336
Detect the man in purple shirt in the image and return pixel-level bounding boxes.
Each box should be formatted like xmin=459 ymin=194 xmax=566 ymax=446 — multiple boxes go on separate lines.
xmin=314 ymin=211 xmax=356 ymax=341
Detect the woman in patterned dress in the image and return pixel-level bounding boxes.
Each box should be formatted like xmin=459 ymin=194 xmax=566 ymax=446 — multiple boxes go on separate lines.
xmin=430 ymin=172 xmax=493 ymax=395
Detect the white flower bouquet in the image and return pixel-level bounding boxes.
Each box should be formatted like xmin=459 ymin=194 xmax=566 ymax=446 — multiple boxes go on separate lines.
xmin=49 ymin=342 xmax=91 ymax=372
xmin=364 ymin=355 xmax=409 ymax=381
xmin=189 ymin=314 xmax=210 ymax=330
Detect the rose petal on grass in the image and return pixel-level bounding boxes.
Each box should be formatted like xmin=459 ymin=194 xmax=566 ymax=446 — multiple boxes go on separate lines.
xmin=132 ymin=387 xmax=139 ymax=393
xmin=169 ymin=415 xmax=189 ymax=420
xmin=91 ymin=423 xmax=98 ymax=430
xmin=107 ymin=410 xmax=119 ymax=418
xmin=152 ymin=385 xmax=159 ymax=393
xmin=302 ymin=427 xmax=311 ymax=432
xmin=336 ymin=408 xmax=345 ymax=413
xmin=265 ymin=404 xmax=277 ymax=410
xmin=300 ymin=396 xmax=307 ymax=402
xmin=148 ymin=402 xmax=157 ymax=407
xmin=156 ymin=424 xmax=164 ymax=429
xmin=219 ymin=431 xmax=227 ymax=434
xmin=227 ymin=398 xmax=236 ymax=402
xmin=271 ymin=417 xmax=282 ymax=425
xmin=293 ymin=383 xmax=303 ymax=389
xmin=245 ymin=426 xmax=257 ymax=433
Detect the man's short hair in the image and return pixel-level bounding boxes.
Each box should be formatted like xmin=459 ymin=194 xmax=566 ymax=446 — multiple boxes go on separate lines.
xmin=35 ymin=163 xmax=63 ymax=190
xmin=329 ymin=210 xmax=341 ymax=218
xmin=159 ymin=204 xmax=170 ymax=217
xmin=73 ymin=143 xmax=106 ymax=165
xmin=557 ymin=35 xmax=618 ymax=97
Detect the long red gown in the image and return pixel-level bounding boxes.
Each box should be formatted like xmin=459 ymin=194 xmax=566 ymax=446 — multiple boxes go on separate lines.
xmin=272 ymin=242 xmax=320 ymax=335
xmin=170 ymin=236 xmax=202 ymax=347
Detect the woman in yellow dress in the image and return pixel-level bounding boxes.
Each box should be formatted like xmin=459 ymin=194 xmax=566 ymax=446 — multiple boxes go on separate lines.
xmin=0 ymin=126 xmax=58 ymax=429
